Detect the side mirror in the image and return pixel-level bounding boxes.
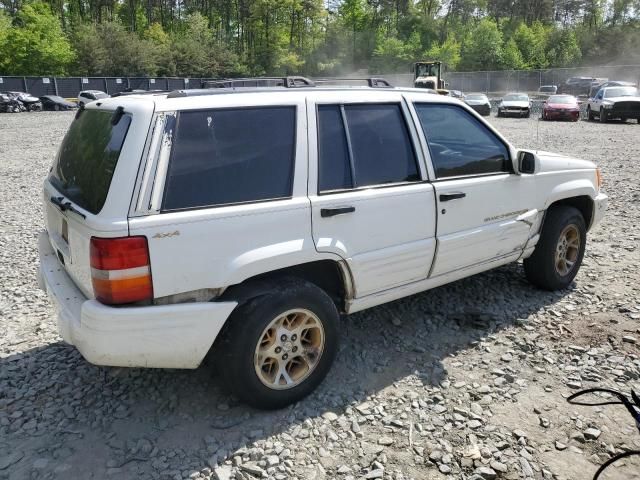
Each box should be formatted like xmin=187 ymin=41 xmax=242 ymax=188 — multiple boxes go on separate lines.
xmin=517 ymin=151 xmax=537 ymax=174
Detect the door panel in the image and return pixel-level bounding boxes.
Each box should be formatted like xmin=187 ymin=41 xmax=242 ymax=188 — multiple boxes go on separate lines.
xmin=311 ymin=185 xmax=436 ymax=296
xmin=430 ymin=174 xmax=535 ymax=277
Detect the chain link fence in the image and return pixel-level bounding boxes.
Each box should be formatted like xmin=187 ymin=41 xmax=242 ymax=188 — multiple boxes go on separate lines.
xmin=2 ymin=64 xmax=639 ymax=102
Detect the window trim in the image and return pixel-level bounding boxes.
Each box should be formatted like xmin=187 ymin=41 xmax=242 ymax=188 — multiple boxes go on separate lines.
xmin=159 ymin=105 xmax=298 ymax=213
xmin=315 ymin=102 xmax=422 ymax=195
xmin=413 ymin=102 xmax=513 ymax=180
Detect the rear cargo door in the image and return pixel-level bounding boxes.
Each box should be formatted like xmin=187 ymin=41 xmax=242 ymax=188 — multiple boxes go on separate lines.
xmin=43 ymin=102 xmax=154 ymax=298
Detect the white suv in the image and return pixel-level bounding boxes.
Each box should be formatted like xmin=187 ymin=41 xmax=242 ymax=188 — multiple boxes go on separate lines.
xmin=77 ymin=89 xmax=109 ymax=106
xmin=39 ymin=79 xmax=607 ymax=409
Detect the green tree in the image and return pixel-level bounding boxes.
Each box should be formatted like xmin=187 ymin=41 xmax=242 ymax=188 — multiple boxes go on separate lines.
xmin=459 ymin=19 xmax=503 ymax=71
xmin=425 ymin=35 xmax=461 ymax=70
xmin=5 ymin=3 xmax=74 ymax=75
xmin=371 ymin=37 xmax=411 ymax=72
xmin=501 ymin=38 xmax=525 ymax=69
xmin=512 ymin=22 xmax=548 ymax=69
xmin=547 ymin=28 xmax=581 ymax=67
xmin=0 ymin=11 xmax=11 ymax=73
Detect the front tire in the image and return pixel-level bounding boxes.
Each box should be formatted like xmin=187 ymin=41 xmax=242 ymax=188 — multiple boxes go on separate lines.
xmin=587 ymin=106 xmax=594 ymax=121
xmin=524 ymin=206 xmax=586 ymax=291
xmin=599 ymin=108 xmax=608 ymax=123
xmin=217 ymin=278 xmax=339 ymax=409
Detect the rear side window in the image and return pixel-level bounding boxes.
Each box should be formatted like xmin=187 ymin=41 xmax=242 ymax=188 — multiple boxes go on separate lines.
xmin=414 ymin=103 xmax=510 ymax=178
xmin=49 ymin=110 xmax=132 ymax=214
xmin=162 ymin=107 xmax=296 ymax=211
xmin=317 ymin=104 xmax=419 ymax=192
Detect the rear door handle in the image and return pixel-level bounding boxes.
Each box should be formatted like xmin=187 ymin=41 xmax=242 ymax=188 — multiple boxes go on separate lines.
xmin=439 ymin=192 xmax=466 ymax=202
xmin=321 ymin=206 xmax=356 ymax=218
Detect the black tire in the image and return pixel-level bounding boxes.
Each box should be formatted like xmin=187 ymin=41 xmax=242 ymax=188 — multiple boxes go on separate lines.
xmin=599 ymin=107 xmax=607 ymax=123
xmin=497 ymin=109 xmax=502 ymax=117
xmin=54 ymin=104 xmax=60 ymax=111
xmin=216 ymin=277 xmax=339 ymax=409
xmin=525 ymin=109 xmax=530 ymax=118
xmin=620 ymin=117 xmax=627 ymax=123
xmin=523 ymin=206 xmax=586 ymax=291
xmin=587 ymin=106 xmax=594 ymax=121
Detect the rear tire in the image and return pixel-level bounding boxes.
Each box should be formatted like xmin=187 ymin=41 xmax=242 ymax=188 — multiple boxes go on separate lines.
xmin=524 ymin=206 xmax=586 ymax=291
xmin=54 ymin=104 xmax=60 ymax=111
xmin=216 ymin=277 xmax=339 ymax=409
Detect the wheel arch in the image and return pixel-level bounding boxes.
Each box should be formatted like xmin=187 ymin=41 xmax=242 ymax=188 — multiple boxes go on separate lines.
xmin=545 ymin=195 xmax=595 ymax=231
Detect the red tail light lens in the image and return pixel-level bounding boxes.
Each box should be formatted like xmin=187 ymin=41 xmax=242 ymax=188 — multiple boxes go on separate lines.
xmin=90 ymin=236 xmax=153 ymax=305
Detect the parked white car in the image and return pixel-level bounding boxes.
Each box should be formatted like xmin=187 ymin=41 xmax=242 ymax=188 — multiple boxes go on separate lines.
xmin=586 ymin=86 xmax=640 ymax=123
xmin=77 ymin=90 xmax=109 ymax=106
xmin=39 ymin=80 xmax=607 ymax=408
xmin=497 ymin=93 xmax=531 ymax=118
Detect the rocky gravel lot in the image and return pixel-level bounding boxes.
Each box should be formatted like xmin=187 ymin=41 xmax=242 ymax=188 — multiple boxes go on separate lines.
xmin=1 ymin=112 xmax=639 ymax=480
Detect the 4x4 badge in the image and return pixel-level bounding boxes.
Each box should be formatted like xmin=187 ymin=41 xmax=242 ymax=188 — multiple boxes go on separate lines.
xmin=152 ymin=230 xmax=180 ymax=239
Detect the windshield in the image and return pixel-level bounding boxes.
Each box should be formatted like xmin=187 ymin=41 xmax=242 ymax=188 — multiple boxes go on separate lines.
xmin=416 ymin=63 xmax=439 ymax=77
xmin=604 ymin=87 xmax=638 ymax=98
xmin=465 ymin=94 xmax=487 ymax=101
xmin=94 ymin=92 xmax=109 ymax=99
xmin=504 ymin=94 xmax=528 ymax=101
xmin=539 ymin=86 xmax=555 ymax=93
xmin=49 ymin=110 xmax=131 ymax=214
xmin=548 ymin=95 xmax=577 ymax=104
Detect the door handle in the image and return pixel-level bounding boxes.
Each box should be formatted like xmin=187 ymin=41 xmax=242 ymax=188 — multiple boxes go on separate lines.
xmin=321 ymin=206 xmax=356 ymax=218
xmin=439 ymin=192 xmax=466 ymax=202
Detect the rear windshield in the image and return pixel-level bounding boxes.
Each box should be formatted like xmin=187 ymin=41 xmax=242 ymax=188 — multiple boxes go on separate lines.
xmin=49 ymin=110 xmax=131 ymax=214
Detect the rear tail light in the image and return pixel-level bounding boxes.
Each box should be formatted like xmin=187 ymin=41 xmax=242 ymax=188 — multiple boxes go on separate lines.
xmin=90 ymin=236 xmax=153 ymax=305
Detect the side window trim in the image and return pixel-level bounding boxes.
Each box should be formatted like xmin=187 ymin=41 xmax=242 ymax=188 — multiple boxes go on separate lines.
xmin=159 ymin=105 xmax=297 ymax=212
xmin=413 ymin=102 xmax=513 ymax=180
xmin=316 ymin=101 xmax=423 ymax=195
xmin=339 ymin=105 xmax=357 ymax=187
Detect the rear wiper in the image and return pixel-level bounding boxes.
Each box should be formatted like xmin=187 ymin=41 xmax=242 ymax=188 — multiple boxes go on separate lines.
xmin=50 ymin=196 xmax=86 ymax=219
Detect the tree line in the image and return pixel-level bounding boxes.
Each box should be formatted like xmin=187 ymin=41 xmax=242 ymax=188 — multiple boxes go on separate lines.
xmin=0 ymin=0 xmax=639 ymax=78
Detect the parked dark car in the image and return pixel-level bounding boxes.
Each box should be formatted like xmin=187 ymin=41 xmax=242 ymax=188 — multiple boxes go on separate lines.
xmin=464 ymin=93 xmax=491 ymax=116
xmin=7 ymin=91 xmax=42 ymax=111
xmin=40 ymin=95 xmax=77 ymax=111
xmin=0 ymin=93 xmax=22 ymax=113
xmin=558 ymin=77 xmax=605 ymax=96
xmin=541 ymin=95 xmax=580 ymax=122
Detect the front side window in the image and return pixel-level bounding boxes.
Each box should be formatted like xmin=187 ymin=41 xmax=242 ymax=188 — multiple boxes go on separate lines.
xmin=414 ymin=103 xmax=510 ymax=178
xmin=162 ymin=106 xmax=296 ymax=211
xmin=317 ymin=103 xmax=419 ymax=192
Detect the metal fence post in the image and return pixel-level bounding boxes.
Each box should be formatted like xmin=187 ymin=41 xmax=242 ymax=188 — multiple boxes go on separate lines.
xmin=104 ymin=77 xmax=109 ymax=94
xmin=23 ymin=77 xmax=27 ymax=93
xmin=53 ymin=77 xmax=59 ymax=96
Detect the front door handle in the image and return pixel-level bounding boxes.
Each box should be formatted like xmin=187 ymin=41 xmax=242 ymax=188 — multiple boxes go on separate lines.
xmin=439 ymin=192 xmax=466 ymax=202
xmin=321 ymin=206 xmax=356 ymax=218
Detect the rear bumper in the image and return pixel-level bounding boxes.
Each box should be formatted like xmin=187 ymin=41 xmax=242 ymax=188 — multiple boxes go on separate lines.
xmin=591 ymin=192 xmax=608 ymax=230
xmin=544 ymin=110 xmax=579 ymax=120
xmin=38 ymin=230 xmax=237 ymax=369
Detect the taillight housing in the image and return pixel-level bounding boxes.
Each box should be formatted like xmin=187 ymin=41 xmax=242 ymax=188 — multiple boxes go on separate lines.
xmin=90 ymin=236 xmax=153 ymax=305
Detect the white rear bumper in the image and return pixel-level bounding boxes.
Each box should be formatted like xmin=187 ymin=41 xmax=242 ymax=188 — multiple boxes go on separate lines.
xmin=38 ymin=231 xmax=237 ymax=369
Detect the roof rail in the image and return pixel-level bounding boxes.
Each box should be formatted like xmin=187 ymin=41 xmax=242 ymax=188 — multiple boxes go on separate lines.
xmin=201 ymin=76 xmax=315 ymax=89
xmin=313 ymin=77 xmax=394 ymax=88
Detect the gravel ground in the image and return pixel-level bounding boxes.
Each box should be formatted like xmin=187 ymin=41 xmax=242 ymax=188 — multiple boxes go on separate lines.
xmin=1 ymin=112 xmax=639 ymax=480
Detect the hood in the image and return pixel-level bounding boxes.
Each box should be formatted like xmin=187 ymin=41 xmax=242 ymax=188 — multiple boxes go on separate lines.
xmin=18 ymin=94 xmax=40 ymax=102
xmin=604 ymin=95 xmax=640 ymax=103
xmin=546 ymin=103 xmax=579 ymax=109
xmin=466 ymin=99 xmax=489 ymax=105
xmin=534 ymin=151 xmax=596 ymax=173
xmin=501 ymin=100 xmax=529 ymax=107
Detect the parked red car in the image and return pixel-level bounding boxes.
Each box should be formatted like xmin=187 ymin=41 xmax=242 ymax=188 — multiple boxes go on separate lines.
xmin=541 ymin=95 xmax=580 ymax=121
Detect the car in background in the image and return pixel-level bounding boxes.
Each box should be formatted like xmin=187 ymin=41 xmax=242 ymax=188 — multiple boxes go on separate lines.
xmin=40 ymin=95 xmax=77 ymax=111
xmin=558 ymin=76 xmax=606 ymax=96
xmin=541 ymin=95 xmax=580 ymax=122
xmin=464 ymin=93 xmax=491 ymax=116
xmin=4 ymin=91 xmax=42 ymax=111
xmin=586 ymin=86 xmax=640 ymax=123
xmin=77 ymin=90 xmax=109 ymax=107
xmin=538 ymin=85 xmax=557 ymax=95
xmin=447 ymin=89 xmax=464 ymax=99
xmin=497 ymin=93 xmax=530 ymax=118
xmin=588 ymin=80 xmax=636 ymax=100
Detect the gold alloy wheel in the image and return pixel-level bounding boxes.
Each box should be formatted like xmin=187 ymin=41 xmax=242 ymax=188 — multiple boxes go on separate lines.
xmin=555 ymin=224 xmax=581 ymax=276
xmin=254 ymin=309 xmax=325 ymax=390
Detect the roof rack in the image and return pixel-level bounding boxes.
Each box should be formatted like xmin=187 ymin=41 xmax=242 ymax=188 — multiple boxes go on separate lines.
xmin=166 ymin=76 xmax=395 ymax=98
xmin=201 ymin=76 xmax=315 ymax=89
xmin=313 ymin=77 xmax=394 ymax=88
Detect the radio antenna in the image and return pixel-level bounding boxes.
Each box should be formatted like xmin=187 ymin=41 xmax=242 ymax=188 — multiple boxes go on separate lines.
xmin=536 ymin=112 xmax=540 ymax=152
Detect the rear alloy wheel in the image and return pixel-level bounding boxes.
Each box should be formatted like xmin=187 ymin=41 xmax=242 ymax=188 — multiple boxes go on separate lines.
xmin=524 ymin=206 xmax=586 ymax=291
xmin=217 ymin=278 xmax=339 ymax=409
xmin=599 ymin=107 xmax=608 ymax=123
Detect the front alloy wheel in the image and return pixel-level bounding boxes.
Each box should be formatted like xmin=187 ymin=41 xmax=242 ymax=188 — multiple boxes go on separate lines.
xmin=555 ymin=225 xmax=580 ymax=277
